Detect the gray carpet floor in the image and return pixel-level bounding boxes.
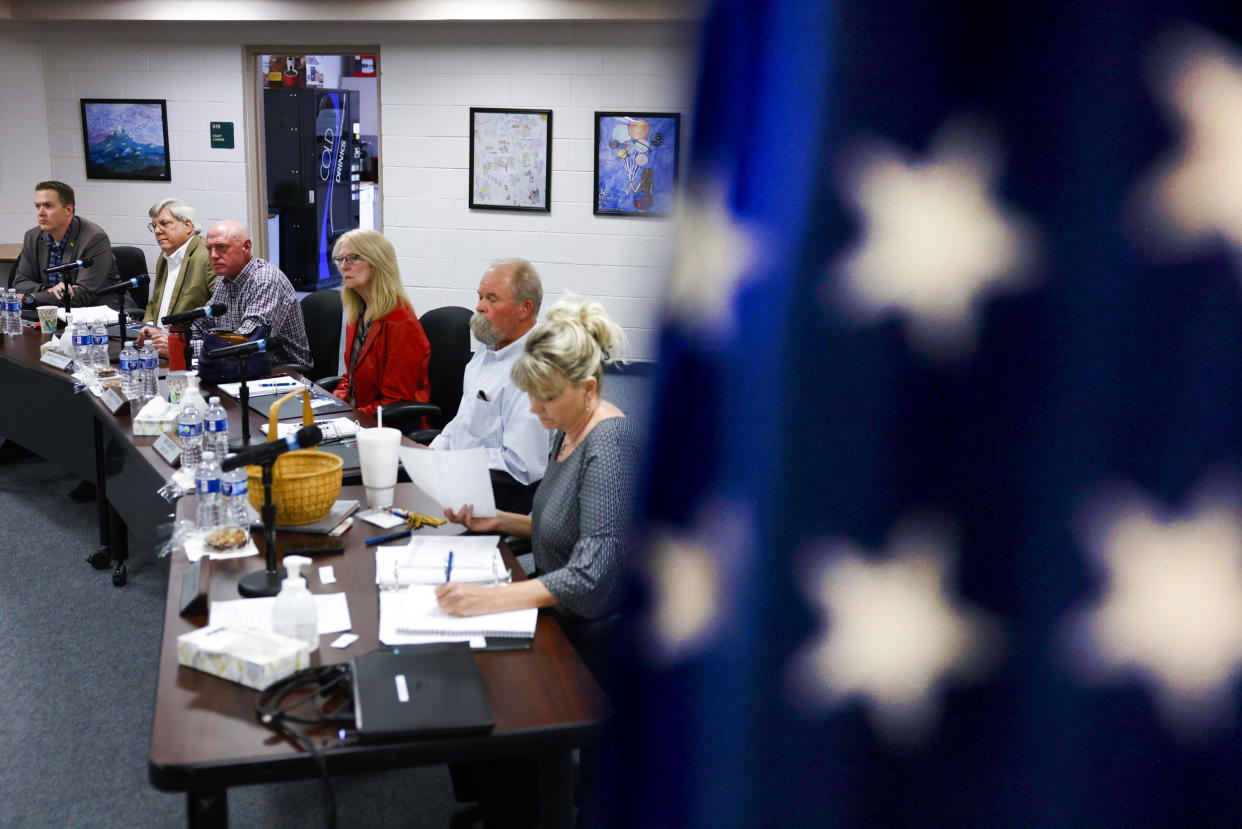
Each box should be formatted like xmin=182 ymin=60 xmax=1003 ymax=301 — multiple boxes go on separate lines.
xmin=1 ymin=448 xmax=460 ymax=829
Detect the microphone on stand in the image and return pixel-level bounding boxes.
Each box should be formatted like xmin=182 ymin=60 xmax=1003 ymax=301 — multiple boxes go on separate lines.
xmin=95 ymin=275 xmax=150 ymax=297
xmin=205 ymin=336 xmax=280 ymax=360
xmin=44 ymin=257 xmax=94 ymax=274
xmin=161 ymin=303 xmax=227 ymax=326
xmin=221 ymin=424 xmax=322 ymax=472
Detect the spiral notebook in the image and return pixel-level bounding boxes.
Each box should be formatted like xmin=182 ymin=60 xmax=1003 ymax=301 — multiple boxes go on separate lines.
xmin=378 ymin=586 xmax=537 ymax=648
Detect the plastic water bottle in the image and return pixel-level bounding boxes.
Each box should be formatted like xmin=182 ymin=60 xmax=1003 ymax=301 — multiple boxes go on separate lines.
xmin=139 ymin=340 xmax=159 ymax=398
xmin=194 ymin=450 xmax=223 ymax=530
xmin=89 ymin=320 xmax=108 ymax=370
xmin=72 ymin=318 xmax=91 ymax=367
xmin=204 ymin=396 xmax=229 ymax=457
xmin=221 ymin=464 xmax=250 ymax=528
xmin=118 ymin=340 xmax=141 ymax=400
xmin=4 ymin=289 xmax=19 ymax=336
xmin=178 ymin=388 xmax=205 ymax=471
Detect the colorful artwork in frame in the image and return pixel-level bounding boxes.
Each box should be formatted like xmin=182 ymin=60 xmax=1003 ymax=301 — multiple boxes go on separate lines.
xmin=79 ymin=99 xmax=171 ymax=181
xmin=469 ymin=108 xmax=552 ymax=212
xmin=594 ymin=112 xmax=680 ymax=216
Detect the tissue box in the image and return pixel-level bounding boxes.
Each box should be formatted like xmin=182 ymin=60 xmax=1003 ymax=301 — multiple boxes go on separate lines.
xmin=177 ymin=625 xmax=312 ymax=690
xmin=133 ymin=396 xmax=179 ymax=436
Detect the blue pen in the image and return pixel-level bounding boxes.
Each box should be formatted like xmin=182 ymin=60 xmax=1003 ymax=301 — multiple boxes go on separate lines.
xmin=445 ymin=550 xmax=454 ymax=583
xmin=364 ymin=528 xmax=412 ymax=546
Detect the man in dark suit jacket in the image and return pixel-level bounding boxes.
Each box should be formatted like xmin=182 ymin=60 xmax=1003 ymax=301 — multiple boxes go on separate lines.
xmin=13 ymin=180 xmax=119 ymax=311
xmin=141 ymin=197 xmax=216 ymax=325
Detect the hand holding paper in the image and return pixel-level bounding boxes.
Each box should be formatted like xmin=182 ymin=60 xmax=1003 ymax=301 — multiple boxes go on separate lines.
xmin=398 ymin=446 xmax=496 ymax=517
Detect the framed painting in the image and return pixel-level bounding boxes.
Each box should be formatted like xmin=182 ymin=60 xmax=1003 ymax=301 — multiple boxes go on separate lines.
xmin=80 ymin=98 xmax=171 ymax=181
xmin=594 ymin=112 xmax=680 ymax=216
xmin=469 ymin=107 xmax=552 ymax=212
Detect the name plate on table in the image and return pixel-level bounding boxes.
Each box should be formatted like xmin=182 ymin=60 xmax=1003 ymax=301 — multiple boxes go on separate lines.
xmin=101 ymin=388 xmax=130 ymax=415
xmin=153 ymin=433 xmax=182 ymax=466
xmin=179 ymin=558 xmax=211 ymax=617
xmin=40 ymin=351 xmax=73 ymax=371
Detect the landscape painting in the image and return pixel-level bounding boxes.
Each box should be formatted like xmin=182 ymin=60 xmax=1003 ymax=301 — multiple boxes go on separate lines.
xmin=80 ymin=99 xmax=171 ymax=181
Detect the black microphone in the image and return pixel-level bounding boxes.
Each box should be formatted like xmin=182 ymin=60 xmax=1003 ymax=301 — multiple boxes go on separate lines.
xmin=45 ymin=257 xmax=94 ymax=274
xmin=161 ymin=303 xmax=227 ymax=326
xmin=95 ymin=275 xmax=151 ymax=297
xmin=205 ymin=336 xmax=280 ymax=360
xmin=221 ymin=425 xmax=323 ymax=471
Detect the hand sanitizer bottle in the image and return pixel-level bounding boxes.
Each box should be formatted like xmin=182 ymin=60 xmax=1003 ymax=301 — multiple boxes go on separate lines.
xmin=272 ymin=555 xmax=318 ymax=655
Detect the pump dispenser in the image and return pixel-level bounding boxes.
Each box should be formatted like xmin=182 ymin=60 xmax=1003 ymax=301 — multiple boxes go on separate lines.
xmin=272 ymin=555 xmax=318 ymax=654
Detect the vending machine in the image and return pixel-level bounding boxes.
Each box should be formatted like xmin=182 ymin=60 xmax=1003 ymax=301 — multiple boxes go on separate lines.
xmin=264 ymin=87 xmax=362 ymax=290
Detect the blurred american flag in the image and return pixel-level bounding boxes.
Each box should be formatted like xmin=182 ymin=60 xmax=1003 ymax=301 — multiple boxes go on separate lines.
xmin=612 ymin=1 xmax=1242 ymax=826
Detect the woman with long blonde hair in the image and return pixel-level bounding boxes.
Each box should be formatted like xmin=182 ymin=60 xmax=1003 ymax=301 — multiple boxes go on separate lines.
xmin=330 ymin=229 xmax=431 ymax=418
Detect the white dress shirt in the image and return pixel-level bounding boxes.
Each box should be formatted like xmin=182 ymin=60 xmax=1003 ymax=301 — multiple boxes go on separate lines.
xmin=154 ymin=235 xmax=193 ymax=329
xmin=430 ymin=327 xmax=551 ymax=485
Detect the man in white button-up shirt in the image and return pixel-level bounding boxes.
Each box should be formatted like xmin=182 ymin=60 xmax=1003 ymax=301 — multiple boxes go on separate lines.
xmin=431 ymin=259 xmax=551 ymax=512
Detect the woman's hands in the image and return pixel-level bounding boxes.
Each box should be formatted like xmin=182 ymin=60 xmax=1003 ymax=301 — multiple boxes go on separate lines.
xmin=443 ymin=504 xmax=502 ymax=533
xmin=434 ymin=582 xmax=496 ymax=616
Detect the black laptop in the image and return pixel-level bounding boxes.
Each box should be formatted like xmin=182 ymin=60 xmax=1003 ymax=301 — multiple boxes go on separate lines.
xmin=351 ymin=644 xmax=494 ymax=743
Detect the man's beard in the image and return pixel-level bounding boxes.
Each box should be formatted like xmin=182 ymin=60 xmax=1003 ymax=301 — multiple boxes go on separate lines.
xmin=470 ymin=312 xmax=503 ymax=346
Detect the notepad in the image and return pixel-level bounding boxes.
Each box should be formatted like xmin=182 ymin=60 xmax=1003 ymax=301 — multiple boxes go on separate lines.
xmin=375 ymin=535 xmax=505 ymax=588
xmin=378 ymin=587 xmax=536 ymax=645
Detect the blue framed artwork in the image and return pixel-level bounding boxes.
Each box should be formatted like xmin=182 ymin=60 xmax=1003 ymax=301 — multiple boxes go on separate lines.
xmin=594 ymin=112 xmax=680 ymax=216
xmin=79 ymin=98 xmax=171 ymax=182
xmin=469 ymin=107 xmax=552 ymax=212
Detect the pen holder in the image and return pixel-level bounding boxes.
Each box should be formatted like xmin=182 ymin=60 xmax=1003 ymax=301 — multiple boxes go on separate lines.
xmin=247 ymin=387 xmax=342 ymax=524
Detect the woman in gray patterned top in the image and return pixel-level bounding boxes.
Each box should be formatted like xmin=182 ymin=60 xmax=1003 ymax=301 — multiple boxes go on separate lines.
xmin=437 ymin=295 xmax=641 ymax=621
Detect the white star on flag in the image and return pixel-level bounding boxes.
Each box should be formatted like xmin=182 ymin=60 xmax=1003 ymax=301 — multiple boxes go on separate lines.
xmin=664 ymin=178 xmax=758 ymax=342
xmin=1135 ymin=27 xmax=1242 ymax=257
xmin=826 ymin=118 xmax=1037 ymax=360
xmin=1066 ymin=481 xmax=1242 ymax=735
xmin=790 ymin=520 xmax=1003 ymax=745
xmin=643 ymin=499 xmax=753 ymax=665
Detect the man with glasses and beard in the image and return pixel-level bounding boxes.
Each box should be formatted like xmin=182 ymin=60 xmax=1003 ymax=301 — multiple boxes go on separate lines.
xmin=430 ymin=259 xmax=550 ymax=513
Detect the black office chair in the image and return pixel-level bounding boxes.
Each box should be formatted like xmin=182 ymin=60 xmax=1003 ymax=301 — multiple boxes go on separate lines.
xmin=112 ymin=246 xmax=150 ymax=311
xmin=384 ymin=305 xmax=473 ymax=442
xmin=299 ymin=289 xmax=343 ymax=387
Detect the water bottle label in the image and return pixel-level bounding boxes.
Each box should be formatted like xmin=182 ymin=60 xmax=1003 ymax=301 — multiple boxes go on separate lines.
xmin=206 ymin=418 xmax=228 ymax=434
xmin=143 ymin=357 xmax=158 ymax=369
xmin=92 ymin=333 xmax=106 ymax=345
xmin=74 ymin=334 xmax=89 ymax=346
xmin=222 ymin=479 xmax=248 ymax=497
xmin=5 ymin=300 xmax=17 ymax=312
xmin=120 ymin=357 xmax=138 ymax=371
xmin=179 ymin=422 xmax=203 ymax=438
xmin=196 ymin=478 xmax=221 ymax=495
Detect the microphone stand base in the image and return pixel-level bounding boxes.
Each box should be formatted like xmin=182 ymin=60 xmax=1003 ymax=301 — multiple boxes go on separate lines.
xmin=228 ymin=434 xmax=266 ymax=452
xmin=238 ymin=569 xmax=284 ymax=598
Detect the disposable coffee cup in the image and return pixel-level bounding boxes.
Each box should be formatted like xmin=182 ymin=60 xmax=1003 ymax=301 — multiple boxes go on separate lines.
xmin=167 ymin=370 xmax=190 ymax=404
xmin=356 ymin=426 xmax=401 ymax=510
xmin=37 ymin=305 xmax=58 ymax=333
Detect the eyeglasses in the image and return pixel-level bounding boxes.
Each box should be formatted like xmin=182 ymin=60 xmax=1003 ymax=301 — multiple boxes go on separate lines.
xmin=147 ymin=219 xmax=181 ymax=233
xmin=332 ymin=254 xmax=365 ymax=266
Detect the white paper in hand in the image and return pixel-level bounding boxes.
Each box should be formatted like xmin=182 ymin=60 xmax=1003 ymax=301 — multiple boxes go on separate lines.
xmin=398 ymin=446 xmax=496 ymax=517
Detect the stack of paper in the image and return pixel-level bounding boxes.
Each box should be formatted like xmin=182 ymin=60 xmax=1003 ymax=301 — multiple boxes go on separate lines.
xmin=378 ymin=586 xmax=537 ymax=647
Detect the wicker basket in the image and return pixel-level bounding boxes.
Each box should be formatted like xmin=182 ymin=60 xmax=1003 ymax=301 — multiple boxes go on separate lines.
xmin=247 ymin=387 xmax=343 ymax=524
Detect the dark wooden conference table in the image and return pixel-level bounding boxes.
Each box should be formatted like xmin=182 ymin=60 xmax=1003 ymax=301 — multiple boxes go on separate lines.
xmin=0 ymin=321 xmax=612 ymax=828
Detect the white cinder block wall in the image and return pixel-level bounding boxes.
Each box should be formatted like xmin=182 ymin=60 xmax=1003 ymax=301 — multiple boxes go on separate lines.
xmin=1 ymin=21 xmax=698 ymax=361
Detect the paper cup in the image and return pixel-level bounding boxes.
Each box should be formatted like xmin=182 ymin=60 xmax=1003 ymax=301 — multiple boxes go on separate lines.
xmin=37 ymin=305 xmax=58 ymax=333
xmin=356 ymin=426 xmax=401 ymax=510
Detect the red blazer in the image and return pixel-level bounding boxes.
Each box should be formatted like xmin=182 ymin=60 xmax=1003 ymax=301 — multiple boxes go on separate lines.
xmin=333 ymin=303 xmax=431 ymax=419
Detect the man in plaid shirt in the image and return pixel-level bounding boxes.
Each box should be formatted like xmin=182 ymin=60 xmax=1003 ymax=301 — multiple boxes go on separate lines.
xmin=138 ymin=220 xmax=310 ymax=368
